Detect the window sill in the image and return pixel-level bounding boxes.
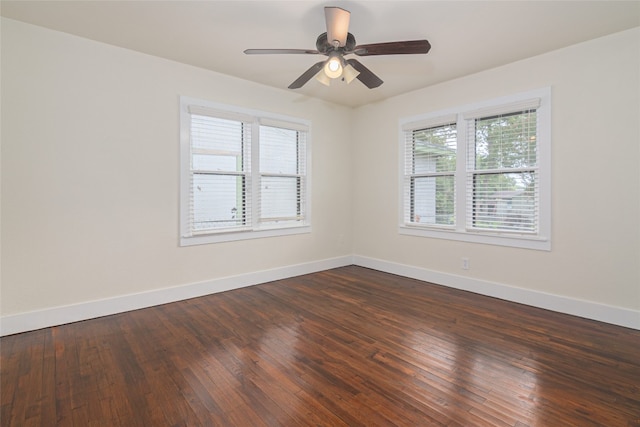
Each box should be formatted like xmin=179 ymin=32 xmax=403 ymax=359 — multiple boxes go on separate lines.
xmin=399 ymin=225 xmax=550 ymax=251
xmin=181 ymin=225 xmax=311 ymax=246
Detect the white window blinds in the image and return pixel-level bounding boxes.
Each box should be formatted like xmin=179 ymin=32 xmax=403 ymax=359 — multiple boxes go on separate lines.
xmin=399 ymin=88 xmax=551 ymax=250
xmin=189 ymin=114 xmax=251 ymax=235
xmin=180 ymin=97 xmax=310 ymax=244
xmin=466 ymin=108 xmax=539 ymax=233
xmin=403 ymin=121 xmax=457 ymax=227
xmin=259 ymin=125 xmax=307 ymax=225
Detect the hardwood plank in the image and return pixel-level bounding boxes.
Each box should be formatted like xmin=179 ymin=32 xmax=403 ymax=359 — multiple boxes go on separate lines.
xmin=2 ymin=266 xmax=639 ymax=426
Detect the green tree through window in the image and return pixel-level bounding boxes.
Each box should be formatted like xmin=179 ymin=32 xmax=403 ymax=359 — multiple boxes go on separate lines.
xmin=410 ymin=123 xmax=457 ymax=226
xmin=471 ymin=110 xmax=537 ymax=232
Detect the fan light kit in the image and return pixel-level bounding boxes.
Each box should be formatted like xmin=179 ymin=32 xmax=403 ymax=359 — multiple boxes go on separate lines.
xmin=244 ymin=6 xmax=431 ymax=89
xmin=324 ymin=53 xmax=343 ymax=79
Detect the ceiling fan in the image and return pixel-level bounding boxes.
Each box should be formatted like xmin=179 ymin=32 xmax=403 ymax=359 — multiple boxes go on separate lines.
xmin=244 ymin=6 xmax=431 ymax=89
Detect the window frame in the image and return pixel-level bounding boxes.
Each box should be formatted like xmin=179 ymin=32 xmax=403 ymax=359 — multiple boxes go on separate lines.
xmin=180 ymin=97 xmax=311 ymax=246
xmin=399 ymin=88 xmax=551 ymax=251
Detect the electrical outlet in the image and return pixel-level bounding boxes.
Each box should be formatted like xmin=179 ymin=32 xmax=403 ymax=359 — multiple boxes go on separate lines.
xmin=461 ymin=257 xmax=470 ymax=270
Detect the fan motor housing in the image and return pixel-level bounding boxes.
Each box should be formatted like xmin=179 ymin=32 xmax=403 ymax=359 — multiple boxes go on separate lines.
xmin=316 ymin=32 xmax=356 ymax=53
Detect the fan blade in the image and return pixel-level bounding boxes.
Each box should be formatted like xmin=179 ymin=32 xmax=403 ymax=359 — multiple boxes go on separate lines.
xmin=244 ymin=49 xmax=320 ymax=55
xmin=353 ymin=40 xmax=431 ymax=56
xmin=346 ymin=59 xmax=383 ymax=89
xmin=325 ymin=7 xmax=350 ymax=47
xmin=288 ymin=61 xmax=325 ymax=89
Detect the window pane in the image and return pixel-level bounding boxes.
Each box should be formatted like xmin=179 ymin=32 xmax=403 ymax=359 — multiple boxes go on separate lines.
xmin=260 ymin=126 xmax=298 ymax=174
xmin=260 ymin=176 xmax=300 ymax=222
xmin=474 ymin=110 xmax=537 ymax=170
xmin=412 ymin=124 xmax=457 ymax=174
xmin=193 ymin=154 xmax=239 ymax=171
xmin=472 ymin=172 xmax=536 ymax=232
xmin=191 ymin=115 xmax=243 ymax=152
xmin=191 ymin=115 xmax=247 ymax=173
xmin=192 ymin=174 xmax=247 ymax=231
xmin=411 ymin=176 xmax=455 ymax=225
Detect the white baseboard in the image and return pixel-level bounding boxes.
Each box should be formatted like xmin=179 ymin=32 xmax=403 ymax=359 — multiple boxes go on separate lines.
xmin=352 ymin=255 xmax=640 ymax=331
xmin=3 ymin=254 xmax=638 ymax=335
xmin=0 ymin=256 xmax=354 ymax=336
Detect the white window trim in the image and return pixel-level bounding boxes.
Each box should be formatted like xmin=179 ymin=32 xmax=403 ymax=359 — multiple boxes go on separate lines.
xmin=180 ymin=96 xmax=312 ymax=246
xmin=398 ymin=88 xmax=551 ymax=251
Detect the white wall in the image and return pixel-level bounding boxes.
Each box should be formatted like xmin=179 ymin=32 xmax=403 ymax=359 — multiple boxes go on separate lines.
xmin=0 ymin=18 xmax=353 ymax=326
xmin=351 ymin=28 xmax=640 ymax=319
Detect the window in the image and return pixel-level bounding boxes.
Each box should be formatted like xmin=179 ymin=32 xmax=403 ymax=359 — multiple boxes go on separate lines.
xmin=400 ymin=88 xmax=551 ymax=250
xmin=180 ymin=97 xmax=310 ymax=245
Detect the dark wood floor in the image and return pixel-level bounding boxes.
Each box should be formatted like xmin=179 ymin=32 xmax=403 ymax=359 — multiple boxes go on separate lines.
xmin=2 ymin=266 xmax=640 ymax=426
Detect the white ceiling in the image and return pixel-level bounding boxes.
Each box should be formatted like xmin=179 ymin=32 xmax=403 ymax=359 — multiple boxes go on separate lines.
xmin=2 ymin=1 xmax=639 ymax=108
